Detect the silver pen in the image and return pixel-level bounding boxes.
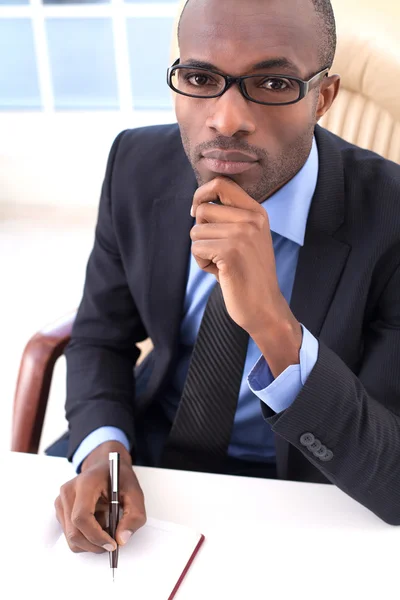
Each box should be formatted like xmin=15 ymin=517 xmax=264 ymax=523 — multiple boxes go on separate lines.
xmin=109 ymin=452 xmax=120 ymax=582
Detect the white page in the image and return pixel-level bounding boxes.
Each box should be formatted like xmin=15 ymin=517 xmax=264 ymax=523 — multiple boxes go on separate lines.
xmin=45 ymin=517 xmax=203 ymax=600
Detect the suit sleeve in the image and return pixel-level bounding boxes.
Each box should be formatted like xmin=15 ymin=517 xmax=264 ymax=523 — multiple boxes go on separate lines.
xmin=65 ymin=130 xmax=148 ymax=461
xmin=262 ymin=261 xmax=400 ymax=525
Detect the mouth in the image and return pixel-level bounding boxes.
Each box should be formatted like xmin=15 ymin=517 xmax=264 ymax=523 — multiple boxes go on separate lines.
xmin=201 ymin=149 xmax=259 ymax=176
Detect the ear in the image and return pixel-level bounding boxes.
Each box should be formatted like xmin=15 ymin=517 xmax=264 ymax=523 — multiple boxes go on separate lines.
xmin=316 ymin=75 xmax=340 ymax=121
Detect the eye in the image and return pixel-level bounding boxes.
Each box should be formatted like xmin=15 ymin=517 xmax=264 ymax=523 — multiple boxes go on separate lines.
xmin=183 ymin=72 xmax=219 ymax=87
xmin=259 ymin=77 xmax=292 ymax=91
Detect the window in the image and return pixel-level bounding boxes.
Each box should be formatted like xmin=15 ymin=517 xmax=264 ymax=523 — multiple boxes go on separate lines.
xmin=0 ymin=1 xmax=179 ymax=210
xmin=0 ymin=0 xmax=179 ymax=112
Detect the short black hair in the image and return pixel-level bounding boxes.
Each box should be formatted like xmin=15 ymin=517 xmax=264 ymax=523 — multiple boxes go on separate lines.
xmin=178 ymin=0 xmax=337 ymax=69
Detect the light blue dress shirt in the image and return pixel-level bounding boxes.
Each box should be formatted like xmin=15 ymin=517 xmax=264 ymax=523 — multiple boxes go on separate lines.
xmin=72 ymin=138 xmax=320 ymax=471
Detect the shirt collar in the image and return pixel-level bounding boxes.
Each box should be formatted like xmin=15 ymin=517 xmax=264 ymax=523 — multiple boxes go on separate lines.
xmin=261 ymin=136 xmax=319 ymax=246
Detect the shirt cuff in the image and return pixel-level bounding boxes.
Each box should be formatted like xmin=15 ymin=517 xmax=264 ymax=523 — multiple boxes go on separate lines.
xmin=247 ymin=325 xmax=319 ymax=413
xmin=72 ymin=426 xmax=130 ymax=473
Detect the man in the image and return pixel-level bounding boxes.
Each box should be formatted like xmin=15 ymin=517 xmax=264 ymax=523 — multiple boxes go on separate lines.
xmin=54 ymin=0 xmax=400 ymax=554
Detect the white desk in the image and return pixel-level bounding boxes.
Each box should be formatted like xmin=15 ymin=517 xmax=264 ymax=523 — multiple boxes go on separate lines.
xmin=2 ymin=451 xmax=399 ymax=599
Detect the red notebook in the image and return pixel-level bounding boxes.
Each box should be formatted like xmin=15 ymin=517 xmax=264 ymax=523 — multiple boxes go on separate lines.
xmin=51 ymin=517 xmax=205 ymax=599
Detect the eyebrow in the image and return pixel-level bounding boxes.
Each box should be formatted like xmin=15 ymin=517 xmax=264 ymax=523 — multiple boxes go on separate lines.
xmin=181 ymin=57 xmax=302 ymax=76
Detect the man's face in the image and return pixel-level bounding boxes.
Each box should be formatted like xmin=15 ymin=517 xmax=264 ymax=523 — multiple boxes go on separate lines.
xmin=176 ymin=0 xmax=330 ymax=202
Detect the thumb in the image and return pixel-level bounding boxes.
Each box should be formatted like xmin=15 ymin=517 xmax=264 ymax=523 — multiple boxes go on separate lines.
xmin=115 ymin=485 xmax=146 ymax=546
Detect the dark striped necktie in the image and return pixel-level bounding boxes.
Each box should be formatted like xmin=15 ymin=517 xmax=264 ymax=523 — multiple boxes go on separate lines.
xmin=161 ymin=282 xmax=249 ymax=472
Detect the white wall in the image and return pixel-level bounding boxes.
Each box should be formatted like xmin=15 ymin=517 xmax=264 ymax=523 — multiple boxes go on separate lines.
xmin=0 ymin=110 xmax=176 ymax=209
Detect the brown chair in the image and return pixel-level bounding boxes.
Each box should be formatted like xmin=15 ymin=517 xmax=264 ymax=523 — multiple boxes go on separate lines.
xmin=11 ymin=0 xmax=400 ymax=454
xmin=12 ymin=311 xmax=76 ymax=453
xmin=11 ymin=310 xmax=152 ymax=453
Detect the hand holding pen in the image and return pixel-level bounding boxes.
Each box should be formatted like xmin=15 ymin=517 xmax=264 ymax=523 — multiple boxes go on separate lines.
xmin=54 ymin=442 xmax=146 ymax=557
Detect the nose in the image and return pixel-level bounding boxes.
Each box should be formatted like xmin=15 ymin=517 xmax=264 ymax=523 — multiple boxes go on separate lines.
xmin=206 ymin=84 xmax=256 ymax=138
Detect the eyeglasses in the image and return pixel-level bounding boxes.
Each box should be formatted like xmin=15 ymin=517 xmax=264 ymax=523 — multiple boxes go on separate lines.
xmin=167 ymin=59 xmax=329 ymax=106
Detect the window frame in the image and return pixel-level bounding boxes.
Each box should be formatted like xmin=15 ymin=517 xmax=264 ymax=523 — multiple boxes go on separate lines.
xmin=0 ymin=0 xmax=179 ymax=113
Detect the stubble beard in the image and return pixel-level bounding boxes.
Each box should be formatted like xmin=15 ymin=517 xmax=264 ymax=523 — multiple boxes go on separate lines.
xmin=179 ymin=122 xmax=316 ymax=203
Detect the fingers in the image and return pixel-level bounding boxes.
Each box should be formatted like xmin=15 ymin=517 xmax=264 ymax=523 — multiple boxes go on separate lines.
xmin=192 ymin=177 xmax=263 ymax=216
xmin=191 ymin=221 xmax=259 ymax=242
xmin=57 ymin=477 xmax=115 ymax=554
xmin=115 ymin=472 xmax=147 ymax=546
xmin=194 ymin=204 xmax=252 ymax=225
xmin=192 ymin=194 xmax=268 ymax=232
xmin=191 ymin=238 xmax=236 ymax=274
xmin=55 ymin=475 xmax=114 ymax=554
xmin=94 ymin=509 xmax=108 ymax=533
xmin=55 ymin=465 xmax=147 ymax=554
xmin=70 ymin=474 xmax=118 ymax=551
xmin=54 ymin=489 xmax=110 ymax=554
xmin=54 ymin=494 xmax=66 ymax=529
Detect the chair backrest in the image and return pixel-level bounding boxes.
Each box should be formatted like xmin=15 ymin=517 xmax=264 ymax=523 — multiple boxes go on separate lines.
xmin=320 ymin=0 xmax=400 ymax=163
xmin=170 ymin=0 xmax=400 ymax=164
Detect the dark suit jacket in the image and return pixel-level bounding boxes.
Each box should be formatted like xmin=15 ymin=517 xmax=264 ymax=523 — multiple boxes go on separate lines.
xmin=65 ymin=124 xmax=400 ymax=524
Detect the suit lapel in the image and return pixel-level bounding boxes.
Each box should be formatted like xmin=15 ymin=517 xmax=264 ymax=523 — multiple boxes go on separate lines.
xmin=290 ymin=231 xmax=350 ymax=334
xmin=276 ymin=126 xmax=351 ymax=479
xmin=147 ymin=156 xmax=197 ymax=358
xmin=290 ymin=126 xmax=351 ymax=334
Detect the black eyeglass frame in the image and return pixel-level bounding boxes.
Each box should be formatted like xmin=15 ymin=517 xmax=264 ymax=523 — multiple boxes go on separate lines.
xmin=167 ymin=58 xmax=330 ymax=106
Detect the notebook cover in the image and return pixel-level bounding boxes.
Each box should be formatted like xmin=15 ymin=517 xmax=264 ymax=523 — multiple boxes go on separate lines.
xmin=168 ymin=534 xmax=205 ymax=599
